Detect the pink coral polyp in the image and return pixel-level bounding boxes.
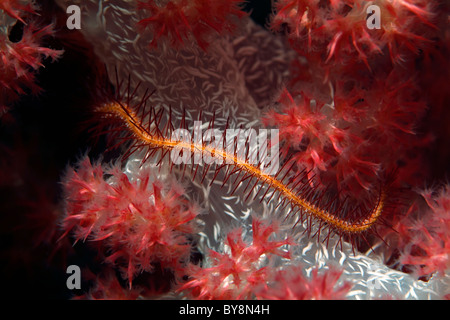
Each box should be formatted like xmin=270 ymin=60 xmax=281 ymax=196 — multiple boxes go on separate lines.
xmin=272 ymin=0 xmax=436 ymax=65
xmin=0 ymin=23 xmax=62 ymax=109
xmin=391 ymin=186 xmax=450 ymax=277
xmin=180 ymin=219 xmax=292 ymax=299
xmin=262 ymin=89 xmax=380 ymax=194
xmin=256 ymin=265 xmax=352 ymax=300
xmin=137 ymin=0 xmax=246 ymax=50
xmin=62 ymin=157 xmax=201 ymax=287
xmin=0 ymin=0 xmax=35 ymax=23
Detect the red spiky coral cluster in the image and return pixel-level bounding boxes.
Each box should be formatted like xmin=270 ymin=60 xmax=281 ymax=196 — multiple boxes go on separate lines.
xmin=61 ymin=157 xmax=201 ymax=288
xmin=263 ymin=89 xmax=378 ymax=192
xmin=255 ymin=265 xmax=352 ymax=300
xmin=265 ymin=0 xmax=442 ymax=199
xmin=0 ymin=0 xmax=34 ymax=23
xmin=272 ymin=0 xmax=436 ymax=69
xmin=0 ymin=2 xmax=63 ymax=115
xmin=263 ymin=70 xmax=428 ymax=195
xmin=137 ymin=0 xmax=247 ymax=50
xmin=0 ymin=24 xmax=62 ymax=109
xmin=387 ymin=186 xmax=450 ymax=277
xmin=180 ymin=219 xmax=292 ymax=299
xmin=180 ymin=218 xmax=352 ymax=299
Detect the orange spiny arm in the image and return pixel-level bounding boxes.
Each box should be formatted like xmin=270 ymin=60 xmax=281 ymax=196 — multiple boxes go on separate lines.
xmin=99 ymin=102 xmax=386 ymax=235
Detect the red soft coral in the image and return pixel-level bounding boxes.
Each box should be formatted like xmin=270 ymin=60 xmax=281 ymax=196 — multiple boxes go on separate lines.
xmin=262 ymin=88 xmax=380 ymax=196
xmin=271 ymin=0 xmax=322 ymax=49
xmin=263 ymin=89 xmax=336 ymax=173
xmin=255 ymin=265 xmax=353 ymax=300
xmin=263 ymin=66 xmax=429 ymax=198
xmin=180 ymin=218 xmax=292 ymax=299
xmin=272 ymin=0 xmax=436 ymax=68
xmin=137 ymin=0 xmax=246 ymax=50
xmin=0 ymin=22 xmax=63 ymax=113
xmin=61 ymin=157 xmax=201 ymax=288
xmin=387 ymin=186 xmax=450 ymax=277
xmin=376 ymin=0 xmax=437 ymax=63
xmin=0 ymin=0 xmax=35 ymax=23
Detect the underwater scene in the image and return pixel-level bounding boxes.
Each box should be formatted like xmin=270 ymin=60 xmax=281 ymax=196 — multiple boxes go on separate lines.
xmin=0 ymin=0 xmax=449 ymax=301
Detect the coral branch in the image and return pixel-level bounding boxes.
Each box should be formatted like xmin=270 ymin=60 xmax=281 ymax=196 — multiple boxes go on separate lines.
xmin=61 ymin=157 xmax=201 ymax=288
xmin=180 ymin=218 xmax=292 ymax=299
xmin=0 ymin=0 xmax=35 ymax=23
xmin=255 ymin=265 xmax=353 ymax=300
xmin=0 ymin=22 xmax=63 ymax=112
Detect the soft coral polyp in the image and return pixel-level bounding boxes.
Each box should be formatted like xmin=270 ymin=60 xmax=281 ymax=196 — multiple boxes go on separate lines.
xmin=255 ymin=265 xmax=353 ymax=300
xmin=0 ymin=0 xmax=35 ymax=24
xmin=62 ymin=157 xmax=201 ymax=288
xmin=0 ymin=21 xmax=62 ymax=113
xmin=137 ymin=0 xmax=247 ymax=50
xmin=180 ymin=219 xmax=292 ymax=299
xmin=392 ymin=186 xmax=450 ymax=277
xmin=273 ymin=0 xmax=437 ymax=68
